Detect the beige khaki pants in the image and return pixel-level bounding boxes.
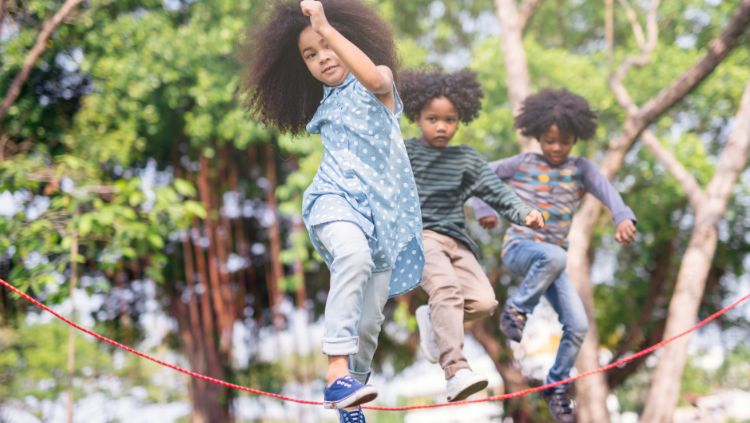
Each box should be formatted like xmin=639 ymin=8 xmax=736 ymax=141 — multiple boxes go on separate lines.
xmin=420 ymin=230 xmax=499 ymax=379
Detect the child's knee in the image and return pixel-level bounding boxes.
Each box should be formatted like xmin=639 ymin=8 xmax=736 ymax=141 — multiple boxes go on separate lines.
xmin=335 ymin=247 xmax=375 ymax=276
xmin=466 ymin=297 xmax=498 ymax=319
xmin=358 ymin=315 xmax=384 ymax=341
xmin=543 ymin=248 xmax=568 ymax=274
xmin=567 ymin=315 xmax=589 ymax=342
xmin=427 ymin=283 xmax=464 ymax=307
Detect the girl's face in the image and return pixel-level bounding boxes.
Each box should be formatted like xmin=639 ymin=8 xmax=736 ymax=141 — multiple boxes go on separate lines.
xmin=415 ymin=97 xmax=459 ymax=149
xmin=298 ymin=26 xmax=349 ymax=86
xmin=539 ymin=124 xmax=575 ymax=166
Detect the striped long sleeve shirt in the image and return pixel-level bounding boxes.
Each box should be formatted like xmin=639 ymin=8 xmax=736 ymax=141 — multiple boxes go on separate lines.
xmin=405 ymin=139 xmax=534 ymax=257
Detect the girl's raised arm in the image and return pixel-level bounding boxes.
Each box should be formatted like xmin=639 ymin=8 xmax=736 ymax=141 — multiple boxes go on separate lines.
xmin=300 ymin=1 xmax=394 ymax=107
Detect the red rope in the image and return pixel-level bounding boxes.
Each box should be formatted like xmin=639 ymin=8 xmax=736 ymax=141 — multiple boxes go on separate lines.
xmin=0 ymin=277 xmax=322 ymax=406
xmin=1 ymin=277 xmax=747 ymax=411
xmin=369 ymin=290 xmax=750 ymax=410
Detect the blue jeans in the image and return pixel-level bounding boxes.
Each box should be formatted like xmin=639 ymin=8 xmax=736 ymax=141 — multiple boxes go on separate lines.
xmin=503 ymin=241 xmax=588 ymax=391
xmin=315 ymin=221 xmax=391 ymax=383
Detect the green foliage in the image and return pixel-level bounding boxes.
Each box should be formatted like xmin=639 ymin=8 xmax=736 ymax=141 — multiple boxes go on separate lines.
xmin=0 ymin=320 xmax=184 ymax=415
xmin=0 ymin=153 xmax=204 ymax=294
xmin=0 ymin=322 xmax=113 ymax=402
xmin=1 ymin=0 xmax=749 ymax=418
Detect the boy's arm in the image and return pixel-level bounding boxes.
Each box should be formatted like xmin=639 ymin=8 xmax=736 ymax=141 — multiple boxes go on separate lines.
xmin=470 ymin=155 xmax=524 ymax=220
xmin=577 ymin=158 xmax=636 ymax=224
xmin=468 ymin=150 xmax=538 ymax=226
xmin=577 ymin=158 xmax=637 ymax=243
xmin=488 ymin=155 xmax=525 ymax=179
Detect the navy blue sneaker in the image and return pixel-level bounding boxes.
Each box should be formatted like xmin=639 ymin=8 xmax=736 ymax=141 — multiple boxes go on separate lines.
xmin=323 ymin=375 xmax=378 ymax=409
xmin=337 ymin=407 xmax=366 ymax=423
xmin=499 ymin=304 xmax=527 ymax=342
xmin=542 ymin=389 xmax=576 ymax=423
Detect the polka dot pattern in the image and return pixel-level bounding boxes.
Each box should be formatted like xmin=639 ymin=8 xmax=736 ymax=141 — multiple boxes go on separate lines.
xmin=302 ymin=74 xmax=425 ymax=298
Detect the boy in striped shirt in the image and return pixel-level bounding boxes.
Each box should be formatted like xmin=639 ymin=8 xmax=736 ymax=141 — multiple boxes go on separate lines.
xmin=399 ymin=69 xmax=544 ymax=402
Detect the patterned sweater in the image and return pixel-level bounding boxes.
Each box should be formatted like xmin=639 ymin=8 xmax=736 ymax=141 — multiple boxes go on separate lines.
xmin=472 ymin=153 xmax=636 ymax=253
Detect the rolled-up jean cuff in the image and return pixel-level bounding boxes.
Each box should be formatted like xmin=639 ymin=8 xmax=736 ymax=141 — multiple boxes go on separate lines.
xmin=348 ymin=368 xmax=371 ymax=384
xmin=322 ymin=336 xmax=359 ymax=356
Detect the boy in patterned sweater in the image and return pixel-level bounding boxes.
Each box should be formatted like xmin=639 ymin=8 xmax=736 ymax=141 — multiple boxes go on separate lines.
xmin=472 ymin=88 xmax=637 ymax=423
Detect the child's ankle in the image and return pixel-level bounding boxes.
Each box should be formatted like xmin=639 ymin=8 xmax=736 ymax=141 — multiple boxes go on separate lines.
xmin=326 ymin=370 xmax=349 ymax=386
xmin=326 ymin=356 xmax=351 ymax=385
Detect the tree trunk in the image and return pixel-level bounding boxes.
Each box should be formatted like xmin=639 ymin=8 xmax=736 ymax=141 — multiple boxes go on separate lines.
xmin=0 ymin=0 xmax=7 ymax=47
xmin=566 ymin=3 xmax=750 ymax=420
xmin=264 ymin=142 xmax=285 ymax=328
xmin=640 ymin=78 xmax=750 ymax=422
xmin=605 ymin=0 xmax=614 ymax=66
xmin=66 ymin=229 xmax=79 ymax=423
xmin=292 ymin=214 xmax=308 ymax=308
xmin=197 ymin=154 xmax=235 ymax=353
xmin=470 ymin=320 xmax=536 ymax=421
xmin=493 ymin=0 xmax=539 ymax=153
xmin=606 ymin=236 xmax=675 ymax=389
xmin=226 ymin=155 xmax=250 ymax=317
xmin=171 ymin=159 xmax=234 ymax=422
xmin=566 ymin=245 xmax=611 ymax=423
xmin=173 ymin=294 xmax=232 ymax=423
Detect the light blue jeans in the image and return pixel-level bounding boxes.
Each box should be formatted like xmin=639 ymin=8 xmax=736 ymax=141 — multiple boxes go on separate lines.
xmin=503 ymin=241 xmax=588 ymax=392
xmin=315 ymin=221 xmax=391 ymax=384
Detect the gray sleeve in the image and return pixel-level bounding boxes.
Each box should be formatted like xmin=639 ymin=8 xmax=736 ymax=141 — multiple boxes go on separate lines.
xmin=487 ymin=155 xmax=525 ymax=179
xmin=577 ymin=158 xmax=636 ymax=224
xmin=470 ymin=154 xmax=525 ymax=219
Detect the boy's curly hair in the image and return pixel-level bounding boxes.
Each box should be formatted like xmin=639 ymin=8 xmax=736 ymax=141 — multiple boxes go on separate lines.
xmin=515 ymin=88 xmax=598 ymax=141
xmin=398 ymin=69 xmax=484 ymax=123
xmin=242 ymin=0 xmax=398 ymax=135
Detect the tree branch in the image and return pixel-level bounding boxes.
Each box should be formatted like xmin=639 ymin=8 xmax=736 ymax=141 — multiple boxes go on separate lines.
xmin=0 ymin=134 xmax=7 ymax=162
xmin=617 ymin=0 xmax=646 ymax=48
xmin=0 ymin=0 xmax=7 ymax=42
xmin=706 ymin=78 xmax=750 ymax=198
xmin=518 ymin=0 xmax=544 ymax=32
xmin=0 ymin=0 xmax=84 ymax=128
xmin=569 ymin=3 xmax=750 ymax=419
xmin=639 ymin=0 xmax=750 ymax=125
xmin=605 ymin=0 xmax=615 ymax=66
xmin=642 ymin=130 xmax=707 ymax=208
xmin=598 ymin=0 xmax=750 ymax=180
xmin=494 ymin=0 xmax=539 ymax=153
xmin=609 ymin=0 xmax=662 ymax=114
xmin=640 ymin=76 xmax=750 ymax=423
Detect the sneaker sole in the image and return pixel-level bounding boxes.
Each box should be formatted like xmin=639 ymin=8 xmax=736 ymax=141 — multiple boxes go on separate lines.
xmin=416 ymin=306 xmax=439 ymax=364
xmin=323 ymin=385 xmax=378 ymax=409
xmin=447 ymin=378 xmax=489 ymax=402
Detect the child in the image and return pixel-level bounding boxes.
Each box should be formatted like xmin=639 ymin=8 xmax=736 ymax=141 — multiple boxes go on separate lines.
xmin=244 ymin=1 xmax=424 ymax=420
xmin=399 ymin=69 xmax=545 ymax=402
xmin=472 ymin=88 xmax=637 ymax=422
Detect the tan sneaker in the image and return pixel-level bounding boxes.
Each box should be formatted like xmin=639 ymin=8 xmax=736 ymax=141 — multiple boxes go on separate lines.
xmin=415 ymin=305 xmax=440 ymax=363
xmin=446 ymin=368 xmax=488 ymax=402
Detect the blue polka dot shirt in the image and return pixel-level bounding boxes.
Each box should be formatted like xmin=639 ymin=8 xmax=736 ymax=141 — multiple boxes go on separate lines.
xmin=302 ymin=73 xmax=424 ymax=298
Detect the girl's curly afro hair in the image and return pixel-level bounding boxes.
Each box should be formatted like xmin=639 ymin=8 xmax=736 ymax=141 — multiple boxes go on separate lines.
xmin=515 ymin=88 xmax=598 ymax=141
xmin=242 ymin=0 xmax=398 ymax=135
xmin=398 ymin=69 xmax=484 ymax=123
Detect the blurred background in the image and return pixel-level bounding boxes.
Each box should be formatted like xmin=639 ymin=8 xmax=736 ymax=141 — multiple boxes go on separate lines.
xmin=0 ymin=0 xmax=749 ymax=422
